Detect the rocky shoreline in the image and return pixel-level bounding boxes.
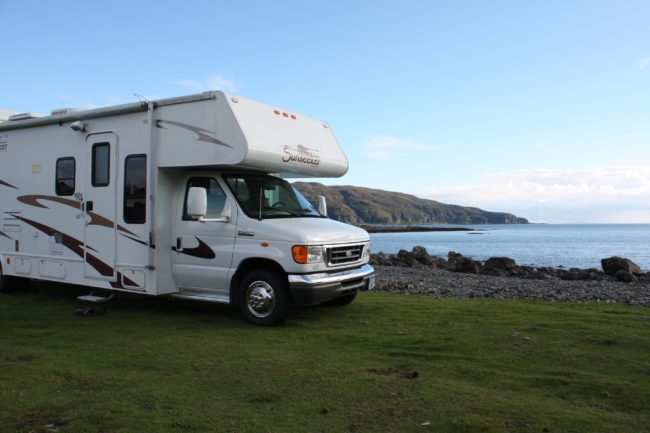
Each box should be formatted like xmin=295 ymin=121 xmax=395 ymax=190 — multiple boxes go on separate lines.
xmin=370 ymin=248 xmax=650 ymax=307
xmin=360 ymin=225 xmax=477 ymax=233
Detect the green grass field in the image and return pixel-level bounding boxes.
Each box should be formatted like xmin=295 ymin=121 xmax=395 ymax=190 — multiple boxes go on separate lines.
xmin=1 ymin=281 xmax=649 ymax=433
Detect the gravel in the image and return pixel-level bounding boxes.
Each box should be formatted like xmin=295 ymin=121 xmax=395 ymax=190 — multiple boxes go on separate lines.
xmin=373 ymin=265 xmax=650 ymax=307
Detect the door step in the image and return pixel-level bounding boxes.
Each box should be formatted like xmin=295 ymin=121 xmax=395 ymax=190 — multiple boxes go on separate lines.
xmin=77 ymin=291 xmax=115 ymax=303
xmin=171 ymin=292 xmax=230 ymax=304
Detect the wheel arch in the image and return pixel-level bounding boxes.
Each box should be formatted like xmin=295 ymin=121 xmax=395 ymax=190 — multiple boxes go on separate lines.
xmin=230 ymin=258 xmax=288 ymax=305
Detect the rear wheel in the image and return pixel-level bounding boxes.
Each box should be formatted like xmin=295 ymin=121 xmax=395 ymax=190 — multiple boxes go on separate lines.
xmin=322 ymin=291 xmax=357 ymax=307
xmin=238 ymin=269 xmax=290 ymax=326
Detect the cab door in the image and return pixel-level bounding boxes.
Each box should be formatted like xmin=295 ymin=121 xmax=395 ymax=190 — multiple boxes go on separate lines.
xmin=172 ymin=176 xmax=237 ymax=296
xmin=84 ymin=133 xmax=117 ymax=280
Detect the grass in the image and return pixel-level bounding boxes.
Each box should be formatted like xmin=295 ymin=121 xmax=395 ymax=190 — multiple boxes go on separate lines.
xmin=1 ymin=281 xmax=649 ymax=433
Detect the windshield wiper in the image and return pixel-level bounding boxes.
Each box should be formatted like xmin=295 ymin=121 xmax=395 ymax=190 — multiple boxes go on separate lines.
xmin=263 ymin=207 xmax=302 ymax=217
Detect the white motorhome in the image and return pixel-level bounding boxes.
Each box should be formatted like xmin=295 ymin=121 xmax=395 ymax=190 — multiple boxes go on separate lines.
xmin=0 ymin=92 xmax=374 ymax=325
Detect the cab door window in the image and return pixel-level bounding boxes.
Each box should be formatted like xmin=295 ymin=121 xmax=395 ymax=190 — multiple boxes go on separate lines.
xmin=183 ymin=177 xmax=226 ymax=221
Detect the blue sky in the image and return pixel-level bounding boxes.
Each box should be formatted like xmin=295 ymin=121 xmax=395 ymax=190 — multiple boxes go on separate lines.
xmin=2 ymin=0 xmax=649 ymax=223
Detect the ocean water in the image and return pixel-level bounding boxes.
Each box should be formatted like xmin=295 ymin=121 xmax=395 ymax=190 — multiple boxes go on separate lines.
xmin=369 ymin=224 xmax=650 ymax=271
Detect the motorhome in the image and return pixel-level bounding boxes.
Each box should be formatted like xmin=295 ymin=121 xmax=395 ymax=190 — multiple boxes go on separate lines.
xmin=0 ymin=92 xmax=375 ymax=325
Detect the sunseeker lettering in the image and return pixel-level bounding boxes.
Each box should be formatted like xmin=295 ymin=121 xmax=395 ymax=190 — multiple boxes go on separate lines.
xmin=282 ymin=145 xmax=320 ymax=166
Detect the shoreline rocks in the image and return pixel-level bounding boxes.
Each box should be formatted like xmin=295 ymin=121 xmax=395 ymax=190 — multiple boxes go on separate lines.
xmin=370 ymin=247 xmax=650 ymax=306
xmin=370 ymin=248 xmax=650 ymax=284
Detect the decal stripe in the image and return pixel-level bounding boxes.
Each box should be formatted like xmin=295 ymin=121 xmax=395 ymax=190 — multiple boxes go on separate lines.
xmin=0 ymin=179 xmax=18 ymax=189
xmin=10 ymin=214 xmax=136 ymax=288
xmin=17 ymin=194 xmax=137 ymax=237
xmin=172 ymin=236 xmax=216 ymax=259
xmin=0 ymin=230 xmax=12 ymax=240
xmin=151 ymin=119 xmax=233 ymax=148
xmin=120 ymin=233 xmax=155 ymax=249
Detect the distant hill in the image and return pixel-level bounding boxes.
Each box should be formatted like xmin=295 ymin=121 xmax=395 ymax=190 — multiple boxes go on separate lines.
xmin=293 ymin=182 xmax=529 ymax=225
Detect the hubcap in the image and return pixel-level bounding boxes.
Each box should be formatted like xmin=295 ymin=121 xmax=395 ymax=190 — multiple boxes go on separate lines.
xmin=246 ymin=281 xmax=276 ymax=318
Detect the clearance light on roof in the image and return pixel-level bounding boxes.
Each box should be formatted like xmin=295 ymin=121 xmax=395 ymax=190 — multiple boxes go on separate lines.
xmin=273 ymin=109 xmax=297 ymax=120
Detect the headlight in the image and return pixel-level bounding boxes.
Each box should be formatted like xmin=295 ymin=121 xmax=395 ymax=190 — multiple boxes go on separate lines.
xmin=363 ymin=243 xmax=370 ymax=258
xmin=292 ymin=245 xmax=325 ymax=264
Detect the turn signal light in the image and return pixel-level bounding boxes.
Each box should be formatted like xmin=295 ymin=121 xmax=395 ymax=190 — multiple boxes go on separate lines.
xmin=292 ymin=245 xmax=309 ymax=264
xmin=292 ymin=245 xmax=325 ymax=264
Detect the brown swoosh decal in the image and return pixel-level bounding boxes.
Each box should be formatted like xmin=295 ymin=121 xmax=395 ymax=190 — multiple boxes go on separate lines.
xmin=18 ymin=195 xmax=81 ymax=209
xmin=0 ymin=179 xmax=17 ymax=189
xmin=172 ymin=237 xmax=216 ymax=259
xmin=0 ymin=230 xmax=12 ymax=240
xmin=10 ymin=214 xmax=135 ymax=288
xmin=121 ymin=233 xmax=155 ymax=249
xmin=151 ymin=119 xmax=232 ymax=148
xmin=17 ymin=195 xmax=137 ymax=237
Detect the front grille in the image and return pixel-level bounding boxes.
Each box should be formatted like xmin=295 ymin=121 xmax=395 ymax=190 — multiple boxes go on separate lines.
xmin=327 ymin=244 xmax=364 ymax=266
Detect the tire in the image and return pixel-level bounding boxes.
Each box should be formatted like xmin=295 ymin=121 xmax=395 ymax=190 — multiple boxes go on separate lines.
xmin=322 ymin=291 xmax=357 ymax=307
xmin=238 ymin=269 xmax=290 ymax=326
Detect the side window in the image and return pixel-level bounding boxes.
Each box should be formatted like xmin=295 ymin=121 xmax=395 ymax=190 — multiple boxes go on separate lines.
xmin=124 ymin=155 xmax=147 ymax=224
xmin=92 ymin=142 xmax=110 ymax=187
xmin=55 ymin=157 xmax=75 ymax=196
xmin=183 ymin=177 xmax=226 ymax=221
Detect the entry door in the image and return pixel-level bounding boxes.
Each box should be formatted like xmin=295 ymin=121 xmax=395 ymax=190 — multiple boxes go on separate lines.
xmin=84 ymin=133 xmax=117 ymax=280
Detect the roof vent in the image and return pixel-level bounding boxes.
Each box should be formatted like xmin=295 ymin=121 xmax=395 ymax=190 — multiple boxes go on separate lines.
xmin=9 ymin=112 xmax=43 ymax=121
xmin=51 ymin=108 xmax=79 ymax=116
xmin=0 ymin=108 xmax=17 ymax=122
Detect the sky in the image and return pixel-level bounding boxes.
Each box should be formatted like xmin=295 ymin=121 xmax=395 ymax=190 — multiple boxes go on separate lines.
xmin=1 ymin=0 xmax=649 ymax=223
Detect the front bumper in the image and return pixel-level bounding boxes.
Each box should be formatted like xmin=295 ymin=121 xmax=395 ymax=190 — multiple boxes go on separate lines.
xmin=288 ymin=264 xmax=375 ymax=305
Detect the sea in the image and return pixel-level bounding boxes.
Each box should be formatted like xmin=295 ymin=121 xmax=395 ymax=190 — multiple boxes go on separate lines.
xmin=369 ymin=224 xmax=650 ymax=272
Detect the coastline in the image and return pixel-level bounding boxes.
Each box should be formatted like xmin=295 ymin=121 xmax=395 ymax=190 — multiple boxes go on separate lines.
xmin=360 ymin=225 xmax=478 ymax=233
xmin=373 ymin=265 xmax=650 ymax=307
xmin=370 ymin=248 xmax=650 ymax=306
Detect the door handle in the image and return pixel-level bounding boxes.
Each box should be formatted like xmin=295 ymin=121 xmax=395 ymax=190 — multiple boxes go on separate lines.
xmin=176 ymin=237 xmax=182 ymax=251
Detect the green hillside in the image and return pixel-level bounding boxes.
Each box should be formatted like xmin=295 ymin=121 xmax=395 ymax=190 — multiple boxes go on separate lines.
xmin=294 ymin=182 xmax=529 ymax=224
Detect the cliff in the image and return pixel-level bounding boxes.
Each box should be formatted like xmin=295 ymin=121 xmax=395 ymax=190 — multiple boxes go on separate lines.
xmin=293 ymin=182 xmax=529 ymax=225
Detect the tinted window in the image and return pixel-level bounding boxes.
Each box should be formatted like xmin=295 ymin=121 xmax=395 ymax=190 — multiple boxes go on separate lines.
xmin=183 ymin=177 xmax=226 ymax=221
xmin=55 ymin=157 xmax=75 ymax=196
xmin=92 ymin=142 xmax=110 ymax=187
xmin=124 ymin=155 xmax=146 ymax=224
xmin=223 ymin=173 xmax=320 ymax=219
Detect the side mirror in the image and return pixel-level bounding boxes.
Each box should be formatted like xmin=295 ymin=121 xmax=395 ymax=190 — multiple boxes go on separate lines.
xmin=187 ymin=187 xmax=207 ymax=218
xmin=318 ymin=195 xmax=328 ymax=217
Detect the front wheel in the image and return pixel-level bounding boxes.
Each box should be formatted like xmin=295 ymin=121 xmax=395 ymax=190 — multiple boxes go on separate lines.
xmin=238 ymin=270 xmax=290 ymax=326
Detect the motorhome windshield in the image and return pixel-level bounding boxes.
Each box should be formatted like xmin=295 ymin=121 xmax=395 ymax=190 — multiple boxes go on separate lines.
xmin=224 ymin=174 xmax=322 ymax=219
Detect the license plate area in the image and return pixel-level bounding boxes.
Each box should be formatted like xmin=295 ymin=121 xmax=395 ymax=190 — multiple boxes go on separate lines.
xmin=366 ymin=275 xmax=376 ymax=291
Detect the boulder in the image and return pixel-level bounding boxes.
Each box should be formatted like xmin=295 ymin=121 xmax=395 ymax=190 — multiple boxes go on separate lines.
xmin=601 ymin=256 xmax=641 ymax=276
xmin=614 ymin=270 xmax=638 ymax=284
xmin=448 ymin=251 xmax=482 ymax=274
xmin=411 ymin=246 xmax=430 ymax=264
xmin=484 ymin=257 xmax=517 ymax=273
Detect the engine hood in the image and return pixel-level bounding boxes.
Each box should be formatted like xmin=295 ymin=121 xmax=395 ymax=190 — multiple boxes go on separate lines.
xmin=243 ymin=217 xmax=370 ymax=244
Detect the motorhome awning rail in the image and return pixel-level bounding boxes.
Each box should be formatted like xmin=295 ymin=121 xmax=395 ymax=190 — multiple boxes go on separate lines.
xmin=0 ymin=92 xmax=219 ymax=131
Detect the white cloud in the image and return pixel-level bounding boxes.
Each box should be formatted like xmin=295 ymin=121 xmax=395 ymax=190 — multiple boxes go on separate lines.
xmin=0 ymin=108 xmax=18 ymax=121
xmin=55 ymin=92 xmax=100 ymax=109
xmin=420 ymin=166 xmax=650 ymax=223
xmin=363 ymin=135 xmax=438 ymax=160
xmin=172 ymin=73 xmax=240 ymax=93
xmin=636 ymin=57 xmax=650 ymax=70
